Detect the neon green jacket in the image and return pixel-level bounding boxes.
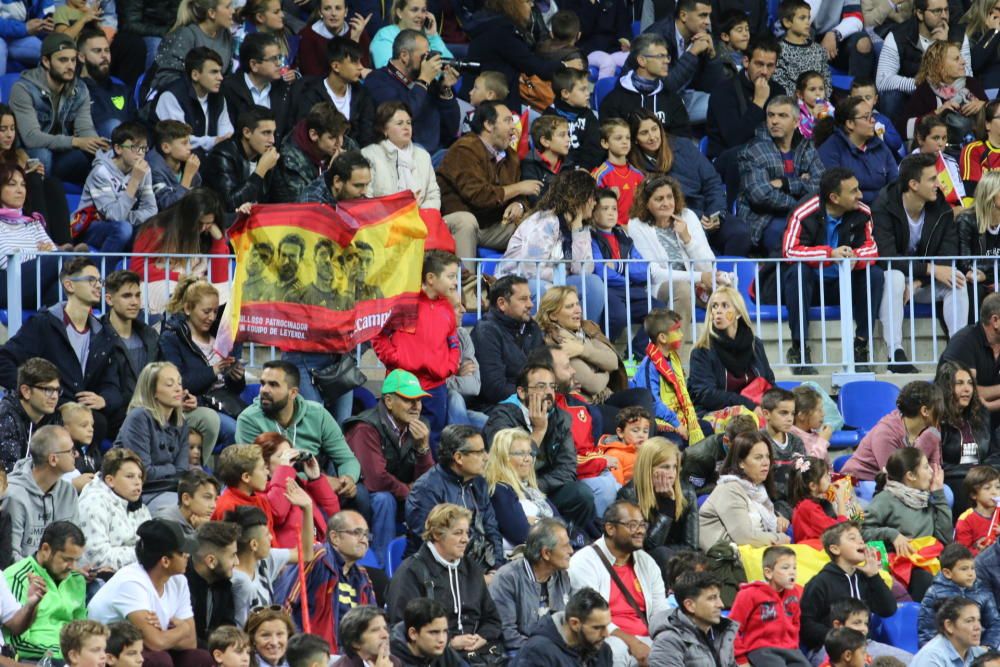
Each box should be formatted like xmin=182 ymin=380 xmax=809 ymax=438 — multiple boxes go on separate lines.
xmin=3 ymin=556 xmax=86 ymax=659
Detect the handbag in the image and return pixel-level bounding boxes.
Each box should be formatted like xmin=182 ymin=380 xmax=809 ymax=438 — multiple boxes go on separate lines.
xmin=590 ymin=544 xmax=647 ymax=626
xmin=309 ymin=354 xmax=367 ymax=403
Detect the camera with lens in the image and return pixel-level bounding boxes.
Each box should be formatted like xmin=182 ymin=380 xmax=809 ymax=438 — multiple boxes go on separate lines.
xmin=426 ymin=50 xmax=480 ymax=70
xmin=293 ymin=451 xmax=316 ymax=472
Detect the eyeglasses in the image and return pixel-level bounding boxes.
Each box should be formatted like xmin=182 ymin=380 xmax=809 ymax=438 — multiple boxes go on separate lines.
xmin=31 ymin=385 xmax=60 ymax=397
xmin=459 ymin=448 xmax=488 ymax=457
xmin=258 ymin=55 xmax=284 ymax=63
xmin=119 ymin=144 xmax=148 ymax=153
xmin=851 ymin=114 xmax=874 ymax=122
xmin=67 ymin=275 xmax=103 ymax=286
xmin=924 ymin=6 xmax=948 ymax=14
xmin=527 ymin=382 xmax=558 ymax=391
xmin=640 ymin=52 xmax=671 ymax=62
xmin=51 ymin=448 xmax=79 ymax=457
xmin=509 ymin=450 xmax=536 ymax=459
xmin=334 ymin=528 xmax=373 ymax=541
xmin=610 ymin=520 xmax=649 ymax=532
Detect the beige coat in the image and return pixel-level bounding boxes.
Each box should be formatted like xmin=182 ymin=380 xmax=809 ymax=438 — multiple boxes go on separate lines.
xmin=698 ymin=477 xmax=783 ymax=550
xmin=544 ymin=323 xmax=619 ymax=399
xmin=861 ymin=0 xmax=912 ymax=28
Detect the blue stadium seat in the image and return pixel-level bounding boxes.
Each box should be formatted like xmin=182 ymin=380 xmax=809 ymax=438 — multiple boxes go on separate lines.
xmin=730 ymin=258 xmax=787 ymax=322
xmin=697 ymin=494 xmax=709 ymax=508
xmin=775 ymin=380 xmax=801 ymax=390
xmin=698 ymin=136 xmax=709 ymax=156
xmin=240 ymin=383 xmax=261 ymax=404
xmin=838 ymin=380 xmax=900 ymax=436
xmin=134 ymin=72 xmax=147 ymax=109
xmin=0 ymin=73 xmax=19 ymax=103
xmin=354 ymin=386 xmax=377 ymax=410
xmin=943 ymin=484 xmax=954 ymax=508
xmin=593 ymin=77 xmax=617 ymax=111
xmin=632 ymin=20 xmax=641 ymax=37
xmin=357 ymin=548 xmax=381 ymax=569
xmin=873 ymin=602 xmax=920 ymax=655
xmin=832 ymin=454 xmax=851 ymax=473
xmin=477 ymin=246 xmax=504 ymax=277
xmin=857 ymin=480 xmax=876 ymax=501
xmin=828 ymin=429 xmax=861 ymax=449
xmin=830 ymin=67 xmax=853 ymax=91
xmin=387 ymin=536 xmax=406 ymax=576
xmin=588 ymin=66 xmax=599 ymax=82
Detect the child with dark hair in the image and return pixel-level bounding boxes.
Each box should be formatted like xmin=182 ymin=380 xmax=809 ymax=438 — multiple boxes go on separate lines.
xmin=714 ymin=9 xmax=751 ymax=74
xmin=591 ymin=118 xmax=642 ymax=227
xmin=105 ymin=621 xmax=143 ymax=667
xmin=956 ymin=465 xmax=1000 ymax=554
xmin=789 ymin=456 xmax=850 ymax=542
xmin=918 ymin=542 xmax=1000 ymax=647
xmin=680 ymin=413 xmax=758 ymax=494
xmin=535 ymin=11 xmax=585 ymax=66
xmin=772 ymin=0 xmax=833 ymax=96
xmin=824 ymin=628 xmax=868 ymax=667
xmin=520 ymin=115 xmax=571 ymax=205
xmin=547 ymin=67 xmax=602 ymax=170
xmin=760 ymin=387 xmax=806 ymax=506
xmin=795 ymin=70 xmax=834 ymax=139
xmin=597 ymin=406 xmax=653 ymax=484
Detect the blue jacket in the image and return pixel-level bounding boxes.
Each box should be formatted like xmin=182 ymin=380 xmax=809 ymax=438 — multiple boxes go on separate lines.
xmin=404 ymin=464 xmax=504 ymax=568
xmin=590 ymin=225 xmax=651 ymax=288
xmin=365 ymin=66 xmax=460 ymax=154
xmin=918 ymin=572 xmax=1000 ymax=648
xmin=817 ymin=127 xmax=899 ymax=205
xmin=630 ymin=356 xmax=681 ymax=426
xmin=688 ymin=331 xmax=775 ymax=415
xmin=977 ymin=543 xmax=1000 ymax=619
xmin=665 ymin=135 xmax=726 ymax=217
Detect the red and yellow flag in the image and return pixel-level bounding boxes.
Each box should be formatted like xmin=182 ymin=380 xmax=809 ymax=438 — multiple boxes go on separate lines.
xmin=224 ymin=193 xmax=427 ymax=353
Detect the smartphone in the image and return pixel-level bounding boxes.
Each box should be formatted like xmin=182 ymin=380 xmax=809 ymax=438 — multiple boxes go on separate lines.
xmin=25 ymin=158 xmax=40 ymax=170
xmin=424 ymin=16 xmax=432 ymax=29
xmin=709 ymin=211 xmax=722 ymax=225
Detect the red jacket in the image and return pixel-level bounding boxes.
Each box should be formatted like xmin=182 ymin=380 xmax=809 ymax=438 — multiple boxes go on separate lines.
xmin=129 ymin=226 xmax=231 ymax=283
xmin=792 ymin=498 xmax=847 ymax=543
xmin=212 ymin=486 xmax=276 ymax=543
xmin=554 ymin=393 xmax=607 ymax=479
xmin=372 ymin=290 xmax=460 ymax=390
xmin=264 ymin=465 xmax=341 ymax=549
xmin=781 ymin=195 xmax=878 ymax=270
xmin=729 ymin=581 xmax=803 ymax=661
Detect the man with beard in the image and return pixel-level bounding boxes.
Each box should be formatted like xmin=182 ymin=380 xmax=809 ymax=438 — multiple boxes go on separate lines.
xmin=184 ymin=521 xmax=239 ymax=646
xmin=242 ymin=242 xmax=277 ymax=303
xmin=77 ymin=28 xmax=134 ymax=139
xmin=4 ymin=521 xmax=86 ymax=661
xmin=349 ymin=242 xmax=384 ymax=301
xmin=513 ymin=587 xmax=613 ymax=667
xmin=274 ymin=233 xmax=307 ymax=302
xmin=235 ymin=360 xmax=364 ymax=514
xmin=8 ymin=32 xmax=107 ymax=184
xmin=390 ymin=598 xmax=466 ymax=667
xmin=568 ymin=501 xmax=668 ymax=667
xmin=302 ymin=150 xmax=371 ymax=208
xmin=303 ymin=240 xmax=349 ymax=308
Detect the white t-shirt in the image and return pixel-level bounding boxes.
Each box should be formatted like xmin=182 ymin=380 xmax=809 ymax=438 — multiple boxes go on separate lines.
xmin=324 ymin=78 xmax=352 ymax=120
xmin=0 ymin=577 xmax=22 ymax=648
xmin=87 ymin=563 xmax=194 ymax=629
xmin=906 ymin=208 xmax=925 ymax=255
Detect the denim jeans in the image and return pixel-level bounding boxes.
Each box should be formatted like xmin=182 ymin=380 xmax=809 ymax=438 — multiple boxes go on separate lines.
xmin=367 ymin=490 xmax=398 ymax=569
xmin=581 ymin=469 xmax=620 ymax=518
xmin=422 ymin=384 xmax=448 ymax=453
xmin=281 ymin=351 xmax=354 ymax=423
xmin=447 ymin=389 xmax=487 ymax=429
xmin=79 ymin=219 xmax=133 ymax=253
xmin=0 ymin=35 xmax=42 ymax=74
xmin=26 ymin=147 xmax=93 ymax=186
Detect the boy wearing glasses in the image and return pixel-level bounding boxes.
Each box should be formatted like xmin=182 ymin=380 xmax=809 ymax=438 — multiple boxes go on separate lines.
xmin=73 ymin=120 xmax=155 ymax=253
xmin=0 ymin=358 xmax=62 ymax=473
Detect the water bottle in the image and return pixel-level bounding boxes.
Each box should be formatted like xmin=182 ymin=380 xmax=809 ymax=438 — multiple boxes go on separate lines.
xmin=38 ymin=649 xmax=53 ymax=667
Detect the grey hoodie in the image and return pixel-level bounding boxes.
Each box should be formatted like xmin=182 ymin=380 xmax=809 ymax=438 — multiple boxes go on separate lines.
xmin=147 ymin=147 xmax=202 ymax=211
xmin=3 ymin=457 xmax=79 ymax=562
xmin=76 ymin=148 xmax=157 ymax=226
xmin=648 ymin=606 xmax=738 ymax=667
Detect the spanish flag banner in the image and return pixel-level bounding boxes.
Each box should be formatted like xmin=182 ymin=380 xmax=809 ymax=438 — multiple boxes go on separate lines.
xmin=935 ymin=152 xmax=961 ymax=207
xmin=224 ymin=193 xmax=427 ymax=353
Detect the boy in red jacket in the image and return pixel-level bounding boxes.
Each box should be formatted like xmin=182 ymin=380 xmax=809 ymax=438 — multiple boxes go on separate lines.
xmin=211 ymin=444 xmax=275 ymax=541
xmin=729 ymin=545 xmax=810 ymax=667
xmin=372 ymin=250 xmax=461 ymax=447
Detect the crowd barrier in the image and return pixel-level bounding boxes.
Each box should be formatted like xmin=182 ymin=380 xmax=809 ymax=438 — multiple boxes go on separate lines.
xmin=4 ymin=251 xmax=998 ymax=374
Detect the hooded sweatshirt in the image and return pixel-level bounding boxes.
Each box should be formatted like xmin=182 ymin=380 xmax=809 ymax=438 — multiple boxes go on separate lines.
xmin=598 ymin=71 xmax=691 ymax=139
xmin=147 ymin=147 xmax=202 ymax=210
xmin=549 ymin=98 xmax=603 ymax=171
xmin=372 ymin=290 xmax=461 ymax=391
xmin=2 ymin=457 xmax=79 ymax=562
xmin=76 ymin=148 xmax=157 ymax=226
xmin=511 ymin=612 xmax=613 ymax=667
xmin=728 ymin=580 xmax=803 ymax=660
xmin=389 ymin=620 xmax=467 ymax=667
xmin=840 ymin=410 xmax=942 ymax=481
xmin=0 ymin=392 xmax=58 ymax=473
xmin=800 ymin=561 xmax=897 ymax=651
xmin=76 ymin=477 xmax=153 ymax=571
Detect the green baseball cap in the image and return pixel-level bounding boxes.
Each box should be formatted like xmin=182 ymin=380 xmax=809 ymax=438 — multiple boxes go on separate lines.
xmin=382 ymin=369 xmax=431 ymax=399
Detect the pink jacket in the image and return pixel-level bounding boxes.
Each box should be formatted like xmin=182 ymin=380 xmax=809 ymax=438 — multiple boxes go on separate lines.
xmin=265 ymin=465 xmax=341 ymax=549
xmin=840 ymin=410 xmax=941 ymax=481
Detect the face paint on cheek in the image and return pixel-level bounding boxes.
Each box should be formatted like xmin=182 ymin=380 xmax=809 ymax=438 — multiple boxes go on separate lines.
xmin=666 ymin=322 xmax=683 ymax=351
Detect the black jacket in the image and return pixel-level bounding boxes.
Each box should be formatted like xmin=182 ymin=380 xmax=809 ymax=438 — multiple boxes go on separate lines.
xmin=706 ymin=70 xmax=784 ymax=158
xmin=519 ymin=146 xmax=565 ymax=205
xmin=956 ymin=208 xmax=1000 ymax=274
xmin=0 ymin=392 xmax=59 ymax=473
xmin=0 ymin=303 xmax=122 ymax=415
xmin=82 ymin=75 xmax=136 ymax=131
xmin=99 ymin=313 xmax=159 ymax=403
xmin=221 ymin=73 xmax=292 ymax=139
xmin=483 ymin=401 xmax=577 ymax=496
xmin=469 ymin=310 xmax=545 ymax=406
xmin=871 ymin=180 xmax=957 ymax=280
xmin=387 ymin=543 xmax=503 ymax=643
xmin=157 ymin=313 xmax=246 ymax=415
xmin=118 ymin=0 xmax=182 ymax=36
xmin=558 ymin=0 xmax=631 ymax=55
xmin=185 ymin=563 xmax=237 ymax=646
xmin=599 ymin=71 xmax=691 ymax=138
xmin=939 ymin=405 xmax=1000 ymax=478
xmin=389 ymin=622 xmax=465 ymax=667
xmin=549 ymin=99 xmax=604 ymax=171
xmin=679 ymin=432 xmax=727 ymax=494
xmin=511 ymin=612 xmax=612 ymax=667
xmin=287 ymin=76 xmax=376 ymax=148
xmin=617 ymin=481 xmax=700 ymax=554
xmin=202 ymin=136 xmax=274 ymax=211
xmin=688 ymin=335 xmax=775 ymax=415
xmin=800 ymin=561 xmax=897 ymax=650
xmin=644 ymin=17 xmax=725 ymax=95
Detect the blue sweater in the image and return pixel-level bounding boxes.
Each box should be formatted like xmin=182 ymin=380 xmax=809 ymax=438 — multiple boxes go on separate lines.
xmin=817 ymin=127 xmax=899 ymax=205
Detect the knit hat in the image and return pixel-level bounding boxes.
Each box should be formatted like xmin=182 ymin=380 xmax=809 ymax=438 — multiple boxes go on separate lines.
xmin=41 ymin=33 xmax=76 ymax=58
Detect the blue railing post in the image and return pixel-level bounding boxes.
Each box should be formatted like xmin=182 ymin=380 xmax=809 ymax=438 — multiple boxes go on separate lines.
xmin=6 ymin=251 xmax=22 ymax=336
xmin=837 ymin=258 xmax=855 ymax=373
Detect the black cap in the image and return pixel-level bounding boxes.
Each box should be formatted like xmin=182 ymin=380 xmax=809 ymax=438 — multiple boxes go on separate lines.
xmin=136 ymin=519 xmax=199 ymax=559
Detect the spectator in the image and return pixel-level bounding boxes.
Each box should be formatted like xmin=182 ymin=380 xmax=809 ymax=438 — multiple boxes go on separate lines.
xmin=547 ymin=67 xmax=603 ymax=171
xmin=60 ymin=402 xmax=98 ymax=491
xmin=912 ymin=597 xmax=987 ymax=665
xmin=366 ymin=30 xmax=459 ymax=155
xmin=788 ymin=455 xmax=850 ymax=544
xmin=51 ymin=0 xmax=114 ymax=41
xmin=74 ymin=120 xmax=157 ymax=253
xmin=111 ymin=0 xmax=182 ymax=84
xmin=0 ymin=257 xmax=122 ymax=446
xmin=147 ymin=121 xmax=203 ymax=210
xmin=387 ymin=504 xmax=504 ymax=661
xmin=560 ymin=0 xmax=631 ymax=76
xmin=9 ymin=33 xmax=106 ymax=184
xmin=77 ymin=448 xmax=153 ymax=572
xmin=159 ymin=278 xmax=245 ymax=442
xmin=203 ymin=107 xmax=279 ymax=212
xmin=87 ymin=518 xmax=209 ymax=667
xmin=626 ymin=174 xmax=718 ymax=332
xmin=941 ymin=293 xmax=1000 ymax=425
xmin=902 ymin=40 xmax=987 ymax=140
xmin=965 ymin=0 xmax=1000 ymax=95
xmin=285 ymin=635 xmax=328 ymax=667
xmin=960 ymin=99 xmax=1000 ymax=196
xmin=276 ymin=510 xmax=377 ymax=653
xmin=444 ymin=292 xmax=484 ymax=429
xmin=207 ymin=627 xmax=252 ymax=667
xmin=343 ymin=369 xmax=433 ymax=567
xmin=437 ymin=101 xmax=537 ymax=258
xmin=957 ymin=171 xmax=1000 ymax=307
xmin=113 ymin=362 xmax=190 ymax=513
xmin=151 ymin=0 xmax=235 ymax=92
xmin=0 ymin=358 xmax=61 ymax=472
xmin=616 ymin=438 xmax=698 ymax=576
xmin=245 ymin=607 xmax=293 ymax=667
xmin=334 ymin=606 xmax=400 ymax=667
xmin=591 ymin=118 xmax=643 ymax=228
xmin=159 ymin=470 xmax=219 ymax=537
xmin=370 ymin=0 xmax=451 ymax=69
xmin=706 ymin=33 xmax=784 ymax=159
xmin=154 ymin=47 xmax=235 ymax=156
xmin=737 ymin=95 xmax=825 ymax=255
xmin=289 ymin=38 xmax=375 ymax=148
xmin=568 ymin=500 xmax=667 ymax=667
xmin=456 ymin=70 xmax=507 ymax=136
xmin=978 ymin=537 xmax=1000 ymax=615
xmin=598 ymin=34 xmax=691 ymax=139
xmin=957 ymin=467 xmax=1000 ymax=555
xmin=272 ymin=102 xmax=347 ymax=204
xmin=496 ymin=169 xmax=606 ymax=322
xmin=699 ymin=431 xmax=789 ymax=550
xmin=773 ymin=0 xmax=832 ymax=96
xmin=796 ymin=71 xmax=836 ymax=140
xmin=0 ymin=0 xmax=49 ymax=76
xmin=850 ymin=78 xmax=906 ymax=156
xmin=819 ymin=96 xmax=900 ymax=206
xmin=210 ymin=445 xmax=274 ymax=533
xmin=873 ymin=153 xmax=968 ymax=372
xmin=226 ymin=505 xmax=299 ymax=626
xmin=185 ymin=521 xmax=239 ymax=644
xmin=300 ymin=147 xmax=371 ymax=206
xmin=390 ymin=598 xmax=467 ymax=667
xmin=918 ymin=543 xmax=1000 ymax=647
xmin=3 ymin=520 xmax=86 ymax=662
xmin=130 ymin=189 xmax=230 ymax=316
xmin=106 ymin=622 xmax=146 ymax=667
xmin=876 ymin=0 xmax=969 ymax=119
xmin=489 ymin=518 xmax=573 ymax=651
xmin=648 ymin=571 xmax=736 ymax=667
xmin=222 ymin=33 xmax=292 ymax=139
xmin=781 ymin=168 xmax=883 ymax=374
xmin=296 ymin=0 xmax=373 ymax=77
xmin=470 ymin=275 xmax=545 ymax=407
xmin=75 ymin=29 xmax=132 ymax=140
xmin=60 ymin=622 xmax=110 ymax=667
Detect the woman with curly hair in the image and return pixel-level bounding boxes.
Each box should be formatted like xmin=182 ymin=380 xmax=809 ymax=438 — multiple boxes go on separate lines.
xmin=901 ymin=40 xmax=987 ymax=141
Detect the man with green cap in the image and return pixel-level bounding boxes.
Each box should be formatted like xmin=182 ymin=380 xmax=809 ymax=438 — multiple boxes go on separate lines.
xmin=8 ymin=32 xmax=108 ymax=184
xmin=343 ymin=369 xmax=433 ymax=569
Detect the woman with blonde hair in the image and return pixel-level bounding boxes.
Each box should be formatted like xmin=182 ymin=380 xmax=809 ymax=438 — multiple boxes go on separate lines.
xmin=485 ymin=428 xmax=560 ymax=555
xmin=616 ymin=437 xmax=698 ymax=577
xmin=688 ymin=286 xmax=775 ymax=416
xmin=113 ymin=362 xmax=190 ymax=513
xmin=957 ymin=169 xmax=1000 ymax=318
xmin=368 ymin=0 xmax=453 ymax=69
xmin=152 ymin=0 xmax=236 ymax=91
xmin=902 ymin=40 xmax=987 ymax=139
xmin=963 ymin=0 xmax=1000 ymax=96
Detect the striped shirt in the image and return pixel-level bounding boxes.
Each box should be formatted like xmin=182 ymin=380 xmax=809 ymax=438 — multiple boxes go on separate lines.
xmin=0 ymin=215 xmax=54 ymax=270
